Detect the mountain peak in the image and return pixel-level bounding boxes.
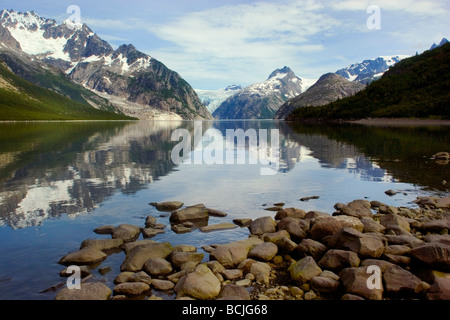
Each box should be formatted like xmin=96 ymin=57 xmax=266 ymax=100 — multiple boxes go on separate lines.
xmin=268 ymin=66 xmax=294 ymax=80
xmin=430 ymin=38 xmax=449 ymax=50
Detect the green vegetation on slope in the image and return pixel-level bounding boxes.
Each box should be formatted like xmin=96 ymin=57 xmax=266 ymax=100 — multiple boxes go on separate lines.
xmin=287 ymin=43 xmax=450 ymax=121
xmin=0 ymin=61 xmax=133 ymax=121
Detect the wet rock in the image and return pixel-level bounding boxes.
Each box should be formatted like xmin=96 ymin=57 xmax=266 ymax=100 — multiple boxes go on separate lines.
xmin=318 ymin=249 xmax=360 ymax=271
xmin=174 ymin=264 xmax=221 ymax=300
xmin=59 ymin=247 xmax=107 ymax=266
xmin=327 ymin=228 xmax=385 ymax=258
xmin=378 ymin=205 xmax=398 ymax=215
xmin=341 ymin=293 xmax=365 ymax=300
xmin=170 ymin=205 xmax=209 ymax=223
xmin=170 ymin=252 xmax=204 ymax=270
xmin=275 ymin=208 xmax=306 ymax=220
xmin=121 ymin=242 xmax=174 ymax=272
xmin=294 ymin=238 xmax=328 ymax=261
xmin=383 ymin=265 xmax=422 ymax=296
xmin=424 ymin=234 xmax=450 ymax=246
xmin=93 ymin=225 xmax=115 ymax=235
xmin=113 ymin=282 xmax=150 ymax=296
xmin=142 ymin=227 xmax=165 ymax=238
xmin=200 ymin=223 xmax=237 ymax=232
xmin=385 ymin=225 xmax=412 ymax=236
xmin=206 ymin=208 xmax=228 ymax=217
xmin=277 ymin=217 xmax=307 ymax=240
xmin=80 ymin=238 xmax=124 ymax=252
xmin=311 ymin=276 xmax=340 ymax=293
xmin=218 ymin=284 xmax=251 ymax=300
xmin=300 ymin=196 xmax=320 ymax=202
xmin=145 ymin=216 xmax=157 ymax=228
xmin=172 ymin=224 xmax=193 ymax=234
xmin=60 ymin=265 xmax=91 ymax=278
xmin=235 ymin=279 xmax=252 ymax=287
xmin=99 ymin=266 xmax=112 ymax=275
xmin=263 ymin=230 xmax=296 ymax=251
xmin=380 ymin=214 xmax=411 ymax=232
xmin=289 ymin=256 xmax=322 ymax=285
xmin=250 ymin=262 xmax=271 ymax=285
xmin=128 ymin=271 xmax=152 ymax=285
xmin=150 ymin=201 xmax=184 ymax=212
xmin=233 ymin=219 xmax=252 ymax=227
xmin=384 ymin=234 xmax=424 ymax=247
xmin=55 ymin=282 xmax=112 ymax=300
xmin=264 ymin=206 xmax=283 ymax=212
xmin=222 ymin=269 xmax=244 ymax=280
xmin=339 ymin=200 xmax=373 ymax=219
xmin=385 ymin=189 xmax=397 ymax=196
xmin=305 ymin=211 xmax=329 ymax=219
xmin=144 ymin=257 xmax=173 ymax=276
xmin=360 ymin=218 xmax=386 ymax=233
xmin=409 ymin=243 xmax=450 ymax=270
xmin=370 ymin=201 xmax=383 ymax=208
xmin=248 ymin=242 xmax=278 ymax=261
xmin=173 ymin=244 xmax=197 ymax=252
xmin=114 ymin=272 xmax=134 ymax=284
xmin=249 ymin=216 xmax=277 ymax=235
xmin=122 ymin=240 xmax=156 ymax=254
xmin=339 ymin=267 xmax=383 ymax=300
xmin=304 ymin=290 xmax=317 ymax=300
xmin=310 ymin=215 xmax=364 ymax=240
xmin=416 ymin=218 xmax=450 ymax=233
xmin=210 ymin=238 xmax=263 ymax=268
xmin=112 ymin=224 xmax=141 ymax=242
xmin=205 ymin=261 xmax=226 ymax=275
xmin=384 ymin=245 xmax=411 ymax=256
xmin=427 ymin=277 xmax=450 ymax=300
xmin=360 ymin=259 xmax=395 ymax=273
xmin=151 ymin=279 xmax=175 ymax=291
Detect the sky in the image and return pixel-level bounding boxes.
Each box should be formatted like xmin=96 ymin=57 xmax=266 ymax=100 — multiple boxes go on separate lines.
xmin=1 ymin=0 xmax=449 ymax=89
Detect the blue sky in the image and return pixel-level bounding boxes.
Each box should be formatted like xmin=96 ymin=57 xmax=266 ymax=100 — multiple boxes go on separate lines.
xmin=1 ymin=0 xmax=449 ymax=89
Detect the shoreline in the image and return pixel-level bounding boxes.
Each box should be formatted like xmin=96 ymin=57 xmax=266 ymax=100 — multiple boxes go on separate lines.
xmin=54 ymin=196 xmax=450 ymax=301
xmin=347 ymin=118 xmax=450 ymax=127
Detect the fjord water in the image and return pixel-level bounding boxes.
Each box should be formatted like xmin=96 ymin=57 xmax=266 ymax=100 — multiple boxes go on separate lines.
xmin=0 ymin=120 xmax=449 ymax=300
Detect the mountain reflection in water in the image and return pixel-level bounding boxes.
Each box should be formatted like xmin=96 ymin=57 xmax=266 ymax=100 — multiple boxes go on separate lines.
xmin=0 ymin=120 xmax=448 ymax=230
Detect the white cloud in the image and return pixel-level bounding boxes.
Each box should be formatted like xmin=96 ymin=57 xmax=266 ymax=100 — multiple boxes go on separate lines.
xmin=331 ymin=0 xmax=449 ymax=15
xmin=146 ymin=0 xmax=340 ymax=88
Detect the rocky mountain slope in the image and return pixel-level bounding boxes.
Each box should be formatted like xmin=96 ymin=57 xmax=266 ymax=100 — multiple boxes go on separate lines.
xmin=212 ymin=67 xmax=302 ymax=119
xmin=0 ymin=57 xmax=130 ymax=120
xmin=0 ymin=9 xmax=212 ymax=120
xmin=275 ymin=73 xmax=365 ymax=120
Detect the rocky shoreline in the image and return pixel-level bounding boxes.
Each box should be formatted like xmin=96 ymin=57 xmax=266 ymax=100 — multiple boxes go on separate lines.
xmin=54 ymin=195 xmax=450 ymax=300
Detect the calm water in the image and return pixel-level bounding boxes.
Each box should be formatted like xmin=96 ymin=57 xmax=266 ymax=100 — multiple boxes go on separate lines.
xmin=0 ymin=120 xmax=449 ymax=300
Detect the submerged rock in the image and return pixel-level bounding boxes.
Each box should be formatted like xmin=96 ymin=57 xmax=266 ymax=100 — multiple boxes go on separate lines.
xmin=170 ymin=205 xmax=209 ymax=223
xmin=150 ymin=201 xmax=184 ymax=212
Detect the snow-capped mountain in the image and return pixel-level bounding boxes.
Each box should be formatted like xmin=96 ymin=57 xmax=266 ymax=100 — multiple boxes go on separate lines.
xmin=212 ymin=66 xmax=303 ymax=119
xmin=335 ymin=55 xmax=410 ymax=85
xmin=0 ymin=9 xmax=212 ymax=120
xmin=195 ymin=85 xmax=243 ymax=114
xmin=430 ymin=38 xmax=449 ymax=50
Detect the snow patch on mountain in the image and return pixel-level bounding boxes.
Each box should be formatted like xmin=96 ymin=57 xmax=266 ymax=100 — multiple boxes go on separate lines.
xmin=196 ymin=85 xmax=243 ymax=114
xmin=336 ymin=55 xmax=410 ymax=84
